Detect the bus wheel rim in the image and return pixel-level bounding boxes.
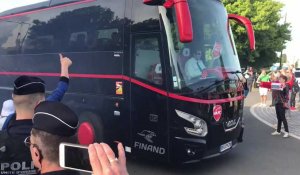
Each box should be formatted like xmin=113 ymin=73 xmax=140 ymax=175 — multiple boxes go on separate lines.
xmin=78 ymin=122 xmax=95 ymax=145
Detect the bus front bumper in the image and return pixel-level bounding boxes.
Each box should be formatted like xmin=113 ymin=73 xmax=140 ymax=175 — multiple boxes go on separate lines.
xmin=171 ymin=127 xmax=244 ymax=164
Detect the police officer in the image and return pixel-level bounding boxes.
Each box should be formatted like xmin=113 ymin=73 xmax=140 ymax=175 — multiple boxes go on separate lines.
xmin=0 ymin=76 xmax=47 ymax=175
xmin=2 ymin=54 xmax=72 ymax=130
xmin=26 ymin=101 xmax=79 ymax=175
xmin=27 ymin=101 xmax=129 ymax=175
xmin=0 ymin=54 xmax=71 ymax=175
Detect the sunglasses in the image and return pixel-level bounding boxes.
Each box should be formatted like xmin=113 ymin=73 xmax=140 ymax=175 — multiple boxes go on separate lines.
xmin=24 ymin=136 xmax=38 ymax=148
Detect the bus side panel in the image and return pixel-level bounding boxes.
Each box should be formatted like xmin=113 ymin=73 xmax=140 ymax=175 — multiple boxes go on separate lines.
xmin=129 ymin=0 xmax=169 ymax=161
xmin=0 ymin=0 xmax=129 ymax=145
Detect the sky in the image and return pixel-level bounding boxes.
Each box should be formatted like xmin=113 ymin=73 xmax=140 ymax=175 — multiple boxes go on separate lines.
xmin=0 ymin=0 xmax=48 ymax=13
xmin=277 ymin=0 xmax=299 ymax=63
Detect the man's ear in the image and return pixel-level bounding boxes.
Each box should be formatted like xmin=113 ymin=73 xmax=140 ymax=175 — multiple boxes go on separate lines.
xmin=31 ymin=146 xmax=43 ymax=170
xmin=32 ymin=146 xmax=40 ymax=158
xmin=36 ymin=100 xmax=42 ymax=107
xmin=36 ymin=96 xmax=46 ymax=107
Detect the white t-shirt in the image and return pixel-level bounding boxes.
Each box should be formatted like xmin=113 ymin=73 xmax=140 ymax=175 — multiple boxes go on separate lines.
xmin=184 ymin=57 xmax=205 ymax=80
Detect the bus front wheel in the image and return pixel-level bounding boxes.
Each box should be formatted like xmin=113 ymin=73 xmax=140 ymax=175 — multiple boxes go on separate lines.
xmin=78 ymin=112 xmax=104 ymax=145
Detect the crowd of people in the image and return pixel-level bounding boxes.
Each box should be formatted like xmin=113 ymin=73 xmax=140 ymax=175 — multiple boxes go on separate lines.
xmin=0 ymin=54 xmax=128 ymax=175
xmin=244 ymin=65 xmax=299 ymax=138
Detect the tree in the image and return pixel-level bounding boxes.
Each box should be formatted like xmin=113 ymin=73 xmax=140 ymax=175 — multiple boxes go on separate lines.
xmin=223 ymin=0 xmax=291 ymax=69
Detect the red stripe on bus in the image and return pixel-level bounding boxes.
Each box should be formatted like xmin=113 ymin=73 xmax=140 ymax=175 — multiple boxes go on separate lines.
xmin=0 ymin=72 xmax=124 ymax=79
xmin=168 ymin=93 xmax=244 ymax=104
xmin=130 ymin=78 xmax=168 ymax=96
xmin=0 ymin=71 xmax=244 ymax=104
xmin=0 ymin=0 xmax=95 ymax=20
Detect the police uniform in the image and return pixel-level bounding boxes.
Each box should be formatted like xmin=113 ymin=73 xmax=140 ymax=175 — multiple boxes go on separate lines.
xmin=32 ymin=101 xmax=79 ymax=175
xmin=39 ymin=170 xmax=76 ymax=175
xmin=0 ymin=76 xmax=46 ymax=175
xmin=2 ymin=76 xmax=69 ymax=130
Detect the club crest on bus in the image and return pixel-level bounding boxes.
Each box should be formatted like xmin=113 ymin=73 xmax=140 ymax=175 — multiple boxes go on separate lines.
xmin=138 ymin=130 xmax=156 ymax=143
xmin=213 ymin=105 xmax=222 ymax=122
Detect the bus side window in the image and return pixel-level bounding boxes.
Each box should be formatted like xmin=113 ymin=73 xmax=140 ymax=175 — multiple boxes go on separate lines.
xmin=133 ymin=37 xmax=163 ymax=86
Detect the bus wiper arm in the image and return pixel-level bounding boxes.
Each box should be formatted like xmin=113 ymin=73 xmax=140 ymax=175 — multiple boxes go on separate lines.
xmin=225 ymin=70 xmax=242 ymax=74
xmin=225 ymin=70 xmax=242 ymax=81
xmin=197 ymin=79 xmax=228 ymax=94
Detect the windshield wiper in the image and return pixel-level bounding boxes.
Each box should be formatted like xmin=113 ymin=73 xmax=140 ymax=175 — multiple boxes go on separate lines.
xmin=225 ymin=70 xmax=242 ymax=75
xmin=225 ymin=70 xmax=243 ymax=81
xmin=196 ymin=79 xmax=229 ymax=94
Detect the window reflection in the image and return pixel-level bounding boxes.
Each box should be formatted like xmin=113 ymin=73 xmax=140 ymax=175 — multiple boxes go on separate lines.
xmin=0 ymin=2 xmax=127 ymax=55
xmin=134 ymin=36 xmax=163 ymax=86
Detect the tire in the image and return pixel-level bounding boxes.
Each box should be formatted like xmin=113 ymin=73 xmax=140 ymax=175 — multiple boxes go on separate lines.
xmin=78 ymin=112 xmax=104 ymax=145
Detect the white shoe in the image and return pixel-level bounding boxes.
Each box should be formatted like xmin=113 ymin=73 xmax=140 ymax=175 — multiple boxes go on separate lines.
xmin=283 ymin=132 xmax=289 ymax=138
xmin=271 ymin=131 xmax=281 ymax=136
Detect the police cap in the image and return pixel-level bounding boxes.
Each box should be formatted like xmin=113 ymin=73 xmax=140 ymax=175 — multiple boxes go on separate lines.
xmin=33 ymin=101 xmax=78 ymax=137
xmin=13 ymin=76 xmax=45 ymax=95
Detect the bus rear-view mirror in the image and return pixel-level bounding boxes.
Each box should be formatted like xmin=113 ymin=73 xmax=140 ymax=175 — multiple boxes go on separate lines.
xmin=228 ymin=14 xmax=256 ymax=52
xmin=144 ymin=0 xmax=193 ymax=43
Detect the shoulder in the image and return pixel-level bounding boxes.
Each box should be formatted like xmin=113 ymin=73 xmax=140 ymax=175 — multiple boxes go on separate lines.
xmin=185 ymin=57 xmax=196 ymax=66
xmin=186 ymin=57 xmax=196 ymax=63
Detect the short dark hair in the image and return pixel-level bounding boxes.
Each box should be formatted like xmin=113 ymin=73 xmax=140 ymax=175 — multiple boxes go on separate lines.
xmin=280 ymin=75 xmax=288 ymax=82
xmin=31 ymin=128 xmax=77 ymax=163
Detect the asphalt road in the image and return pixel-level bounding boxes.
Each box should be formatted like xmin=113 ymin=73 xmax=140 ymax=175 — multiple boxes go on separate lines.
xmin=126 ymin=91 xmax=300 ymax=175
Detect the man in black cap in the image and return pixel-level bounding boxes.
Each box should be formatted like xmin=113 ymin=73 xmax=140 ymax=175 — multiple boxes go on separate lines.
xmin=27 ymin=101 xmax=129 ymax=175
xmin=2 ymin=54 xmax=72 ymax=131
xmin=0 ymin=54 xmax=71 ymax=175
xmin=26 ymin=101 xmax=79 ymax=175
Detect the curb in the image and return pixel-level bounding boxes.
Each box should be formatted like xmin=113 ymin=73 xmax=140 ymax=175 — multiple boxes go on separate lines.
xmin=250 ymin=103 xmax=300 ymax=140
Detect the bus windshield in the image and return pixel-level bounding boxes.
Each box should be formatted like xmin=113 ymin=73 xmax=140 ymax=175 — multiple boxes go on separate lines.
xmin=160 ymin=0 xmax=241 ymax=93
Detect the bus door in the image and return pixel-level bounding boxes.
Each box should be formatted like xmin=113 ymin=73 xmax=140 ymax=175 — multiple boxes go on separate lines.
xmin=130 ymin=33 xmax=169 ymax=161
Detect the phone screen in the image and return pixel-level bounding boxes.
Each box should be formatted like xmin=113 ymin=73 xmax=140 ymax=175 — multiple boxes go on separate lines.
xmin=64 ymin=145 xmax=92 ymax=172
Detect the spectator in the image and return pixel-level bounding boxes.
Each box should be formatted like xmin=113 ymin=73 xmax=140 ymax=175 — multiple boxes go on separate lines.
xmin=0 ymin=54 xmax=72 ymax=175
xmin=256 ymin=69 xmax=270 ymax=106
xmin=269 ymin=71 xmax=280 ymax=107
xmin=290 ymin=78 xmax=299 ymax=111
xmin=280 ymin=68 xmax=287 ymax=76
xmin=286 ymin=69 xmax=296 ymax=111
xmin=0 ymin=99 xmax=15 ymax=130
xmin=244 ymin=67 xmax=254 ymax=92
xmin=271 ymin=75 xmax=290 ymax=138
xmin=290 ymin=64 xmax=296 ymax=73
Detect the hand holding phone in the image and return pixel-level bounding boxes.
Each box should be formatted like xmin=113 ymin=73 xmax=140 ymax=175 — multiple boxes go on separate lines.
xmin=88 ymin=143 xmax=128 ymax=175
xmin=59 ymin=142 xmax=128 ymax=175
xmin=59 ymin=143 xmax=92 ymax=173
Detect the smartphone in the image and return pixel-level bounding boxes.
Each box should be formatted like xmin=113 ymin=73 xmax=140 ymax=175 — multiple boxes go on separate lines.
xmin=59 ymin=143 xmax=92 ymax=173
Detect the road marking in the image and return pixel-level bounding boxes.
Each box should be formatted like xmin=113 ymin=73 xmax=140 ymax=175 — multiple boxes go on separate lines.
xmin=250 ymin=103 xmax=300 ymax=140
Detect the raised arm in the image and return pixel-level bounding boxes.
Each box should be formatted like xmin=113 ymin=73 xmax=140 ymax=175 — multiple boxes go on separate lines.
xmin=46 ymin=54 xmax=72 ymax=102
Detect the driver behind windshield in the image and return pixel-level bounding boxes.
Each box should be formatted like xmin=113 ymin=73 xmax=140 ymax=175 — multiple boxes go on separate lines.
xmin=184 ymin=47 xmax=206 ymax=80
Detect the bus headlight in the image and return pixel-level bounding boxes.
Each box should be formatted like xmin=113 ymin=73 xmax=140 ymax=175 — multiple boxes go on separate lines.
xmin=175 ymin=110 xmax=208 ymax=137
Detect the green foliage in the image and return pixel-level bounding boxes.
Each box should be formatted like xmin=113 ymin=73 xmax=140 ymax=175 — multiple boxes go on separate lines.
xmin=223 ymin=0 xmax=291 ymax=69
